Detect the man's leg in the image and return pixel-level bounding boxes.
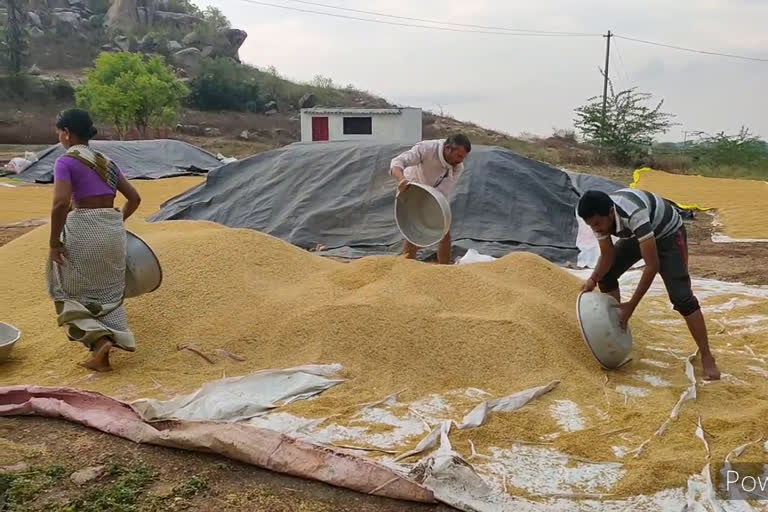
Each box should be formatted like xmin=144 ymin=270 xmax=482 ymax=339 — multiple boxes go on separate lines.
xmin=403 ymin=240 xmax=418 ymax=259
xmin=658 ymin=227 xmax=720 ymax=380
xmin=598 ymin=239 xmax=641 ymax=303
xmin=437 ymin=231 xmax=451 ymax=265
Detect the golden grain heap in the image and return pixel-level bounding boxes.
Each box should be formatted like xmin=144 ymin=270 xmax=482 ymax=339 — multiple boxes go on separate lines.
xmin=1 ymin=217 xmax=767 ymax=499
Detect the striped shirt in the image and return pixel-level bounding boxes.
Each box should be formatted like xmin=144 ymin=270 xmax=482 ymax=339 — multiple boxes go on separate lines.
xmin=596 ymin=188 xmax=682 ymax=242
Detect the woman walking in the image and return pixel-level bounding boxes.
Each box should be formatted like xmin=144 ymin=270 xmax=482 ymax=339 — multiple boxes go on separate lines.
xmin=47 ymin=109 xmax=141 ymax=372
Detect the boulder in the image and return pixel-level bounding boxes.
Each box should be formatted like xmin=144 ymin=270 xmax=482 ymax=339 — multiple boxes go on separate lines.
xmin=171 ymin=47 xmax=202 ymax=69
xmin=181 ymin=31 xmax=199 ymax=46
xmin=105 ymin=0 xmax=139 ymax=32
xmin=167 ymin=40 xmax=182 ymax=52
xmin=238 ymin=130 xmax=249 ymax=141
xmin=29 ymin=26 xmax=45 ymax=38
xmin=263 ymin=100 xmax=277 ymax=111
xmin=201 ymin=45 xmax=213 ymax=58
xmin=47 ymin=0 xmax=70 ymax=9
xmin=204 ymin=127 xmax=221 ymax=137
xmin=28 ymin=64 xmax=42 ymax=75
xmin=137 ymin=33 xmax=156 ymax=53
xmin=51 ymin=10 xmax=80 ymax=33
xmin=114 ymin=35 xmax=130 ymax=52
xmin=67 ymin=0 xmax=86 ymax=9
xmin=265 ymin=109 xmax=277 ymax=116
xmin=154 ymin=10 xmax=201 ymax=30
xmin=298 ymin=93 xmax=317 ymax=109
xmin=138 ymin=0 xmax=156 ymax=26
xmin=100 ymin=43 xmax=117 ymax=51
xmin=136 ymin=6 xmax=147 ymax=26
xmin=206 ymin=28 xmax=247 ymax=61
xmin=27 ymin=11 xmax=42 ymax=28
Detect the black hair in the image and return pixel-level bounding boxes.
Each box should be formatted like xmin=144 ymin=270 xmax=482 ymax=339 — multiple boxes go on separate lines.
xmin=56 ymin=109 xmax=98 ymax=141
xmin=577 ymin=190 xmax=614 ymax=220
xmin=446 ymin=133 xmax=471 ymax=153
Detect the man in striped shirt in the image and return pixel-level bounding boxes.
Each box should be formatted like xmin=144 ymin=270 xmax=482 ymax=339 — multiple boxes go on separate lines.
xmin=578 ymin=188 xmax=720 ymax=380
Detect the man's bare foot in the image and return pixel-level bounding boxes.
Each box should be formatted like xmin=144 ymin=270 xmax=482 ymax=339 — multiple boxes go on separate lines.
xmin=79 ymin=339 xmax=113 ymax=373
xmin=702 ymin=354 xmax=721 ymax=381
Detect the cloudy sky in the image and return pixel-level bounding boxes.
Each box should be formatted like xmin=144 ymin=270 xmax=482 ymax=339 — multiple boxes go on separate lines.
xmin=199 ymin=0 xmax=768 ymax=141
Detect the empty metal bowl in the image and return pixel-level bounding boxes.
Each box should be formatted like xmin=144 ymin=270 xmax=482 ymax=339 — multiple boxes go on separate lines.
xmin=0 ymin=322 xmax=21 ymax=362
xmin=576 ymin=291 xmax=633 ymax=369
xmin=125 ymin=231 xmax=163 ymax=299
xmin=395 ymin=183 xmax=452 ymax=248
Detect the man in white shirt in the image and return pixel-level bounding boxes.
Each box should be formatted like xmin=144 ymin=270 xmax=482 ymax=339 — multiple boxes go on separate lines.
xmin=389 ymin=134 xmax=471 ymax=264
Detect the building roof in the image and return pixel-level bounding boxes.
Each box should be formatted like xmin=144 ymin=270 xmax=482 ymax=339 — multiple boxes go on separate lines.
xmin=300 ymin=108 xmax=406 ymax=115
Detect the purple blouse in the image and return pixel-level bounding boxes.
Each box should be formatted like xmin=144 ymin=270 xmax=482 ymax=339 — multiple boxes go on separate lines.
xmin=53 ymin=156 xmax=122 ymax=201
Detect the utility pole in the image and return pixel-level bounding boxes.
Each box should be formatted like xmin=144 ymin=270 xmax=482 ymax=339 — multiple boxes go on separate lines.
xmin=600 ymin=30 xmax=612 ymax=150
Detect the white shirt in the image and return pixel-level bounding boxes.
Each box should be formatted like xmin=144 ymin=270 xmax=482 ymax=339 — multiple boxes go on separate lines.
xmin=390 ymin=139 xmax=464 ymax=198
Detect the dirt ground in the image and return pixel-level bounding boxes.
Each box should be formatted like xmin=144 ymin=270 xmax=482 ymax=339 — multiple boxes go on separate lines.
xmin=1 ymin=184 xmax=767 ymax=511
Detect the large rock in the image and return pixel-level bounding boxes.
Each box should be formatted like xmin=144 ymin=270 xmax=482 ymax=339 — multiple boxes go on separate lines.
xmin=51 ymin=10 xmax=81 ymax=33
xmin=154 ymin=10 xmax=201 ymax=30
xmin=201 ymin=45 xmax=213 ymax=58
xmin=175 ymin=124 xmax=205 ymax=136
xmin=47 ymin=0 xmax=70 ymax=9
xmin=264 ymin=100 xmax=277 ymax=111
xmin=298 ymin=93 xmax=317 ymax=109
xmin=136 ymin=6 xmax=147 ymax=26
xmin=27 ymin=11 xmax=42 ymax=28
xmin=181 ymin=31 xmax=199 ymax=46
xmin=67 ymin=0 xmax=87 ymax=10
xmin=138 ymin=0 xmax=156 ymax=26
xmin=137 ymin=33 xmax=156 ymax=52
xmin=105 ymin=0 xmax=139 ymax=32
xmin=171 ymin=47 xmax=202 ymax=69
xmin=113 ymin=34 xmax=130 ymax=51
xmin=29 ymin=26 xmax=45 ymax=38
xmin=207 ymin=28 xmax=247 ymax=61
xmin=167 ymin=40 xmax=182 ymax=52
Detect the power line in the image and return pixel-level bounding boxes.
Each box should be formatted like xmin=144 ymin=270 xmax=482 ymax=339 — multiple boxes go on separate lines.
xmin=233 ymin=0 xmax=602 ymax=37
xmin=612 ymin=37 xmax=632 ymax=88
xmin=279 ymin=0 xmax=599 ymax=36
xmin=615 ymin=35 xmax=768 ymax=63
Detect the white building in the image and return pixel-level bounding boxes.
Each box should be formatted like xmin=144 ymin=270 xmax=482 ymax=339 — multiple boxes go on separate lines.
xmin=300 ymin=107 xmax=422 ymax=143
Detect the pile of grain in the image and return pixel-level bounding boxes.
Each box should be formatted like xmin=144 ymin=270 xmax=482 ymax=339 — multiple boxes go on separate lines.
xmin=1 ymin=219 xmax=766 ymax=498
xmin=633 ymin=169 xmax=768 ymax=240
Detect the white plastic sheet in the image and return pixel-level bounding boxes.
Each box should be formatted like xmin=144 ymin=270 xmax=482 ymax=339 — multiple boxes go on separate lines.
xmin=132 ymin=364 xmax=344 ymax=421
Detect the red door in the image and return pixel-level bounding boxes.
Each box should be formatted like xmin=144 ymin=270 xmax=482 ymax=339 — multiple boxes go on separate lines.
xmin=312 ymin=117 xmax=329 ymax=141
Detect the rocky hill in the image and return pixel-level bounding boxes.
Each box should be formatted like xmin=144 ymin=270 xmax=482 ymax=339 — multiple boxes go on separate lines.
xmin=0 ymin=0 xmax=594 ymax=165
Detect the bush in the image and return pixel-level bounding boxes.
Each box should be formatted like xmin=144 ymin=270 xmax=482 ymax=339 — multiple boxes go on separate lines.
xmin=188 ymin=57 xmax=262 ymax=112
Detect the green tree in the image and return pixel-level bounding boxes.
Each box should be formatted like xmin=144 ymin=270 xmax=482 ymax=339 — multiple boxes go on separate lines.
xmin=188 ymin=57 xmax=262 ymax=112
xmin=77 ymin=52 xmax=188 ymax=139
xmin=312 ymin=74 xmax=334 ymax=89
xmin=574 ymin=77 xmax=676 ymax=164
xmin=690 ymin=127 xmax=768 ymax=168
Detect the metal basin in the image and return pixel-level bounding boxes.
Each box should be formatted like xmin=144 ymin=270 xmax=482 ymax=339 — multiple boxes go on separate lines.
xmin=395 ymin=183 xmax=452 ymax=248
xmin=125 ymin=231 xmax=163 ymax=298
xmin=576 ymin=292 xmax=633 ymax=369
xmin=0 ymin=322 xmax=21 ymax=362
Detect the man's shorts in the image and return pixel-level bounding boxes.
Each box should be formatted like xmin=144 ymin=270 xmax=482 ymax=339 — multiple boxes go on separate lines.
xmin=598 ymin=226 xmax=700 ymax=316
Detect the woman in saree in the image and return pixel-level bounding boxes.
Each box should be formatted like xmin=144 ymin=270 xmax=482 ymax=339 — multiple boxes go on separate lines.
xmin=47 ymin=109 xmax=141 ymax=372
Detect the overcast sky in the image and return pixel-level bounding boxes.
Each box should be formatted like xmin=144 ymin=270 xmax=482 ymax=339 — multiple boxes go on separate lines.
xmin=199 ymin=0 xmax=768 ymax=141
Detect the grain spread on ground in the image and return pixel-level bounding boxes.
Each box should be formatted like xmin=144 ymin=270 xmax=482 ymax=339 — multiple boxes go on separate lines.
xmin=632 ymin=169 xmax=768 ymax=240
xmin=1 ymin=218 xmax=767 ymax=500
xmin=0 ymin=177 xmax=205 ymax=224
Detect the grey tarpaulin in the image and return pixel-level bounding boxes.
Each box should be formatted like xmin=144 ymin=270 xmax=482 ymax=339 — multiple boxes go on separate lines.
xmin=17 ymin=139 xmax=224 ymax=183
xmin=151 ymin=141 xmax=622 ymax=264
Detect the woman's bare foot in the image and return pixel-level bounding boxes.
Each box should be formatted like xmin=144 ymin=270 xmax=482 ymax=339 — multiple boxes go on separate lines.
xmin=79 ymin=338 xmax=113 ymax=372
xmin=702 ymin=354 xmax=721 ymax=381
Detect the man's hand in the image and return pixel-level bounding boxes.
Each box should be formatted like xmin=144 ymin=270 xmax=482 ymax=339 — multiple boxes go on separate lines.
xmin=581 ymin=278 xmax=597 ymax=293
xmin=397 ymin=179 xmax=411 ymax=195
xmin=49 ymin=246 xmax=66 ymax=266
xmin=614 ymin=302 xmax=636 ymax=330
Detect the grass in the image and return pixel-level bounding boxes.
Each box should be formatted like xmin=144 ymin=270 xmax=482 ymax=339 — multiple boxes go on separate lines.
xmin=175 ymin=475 xmax=209 ymax=498
xmin=64 ymin=462 xmax=156 ymax=512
